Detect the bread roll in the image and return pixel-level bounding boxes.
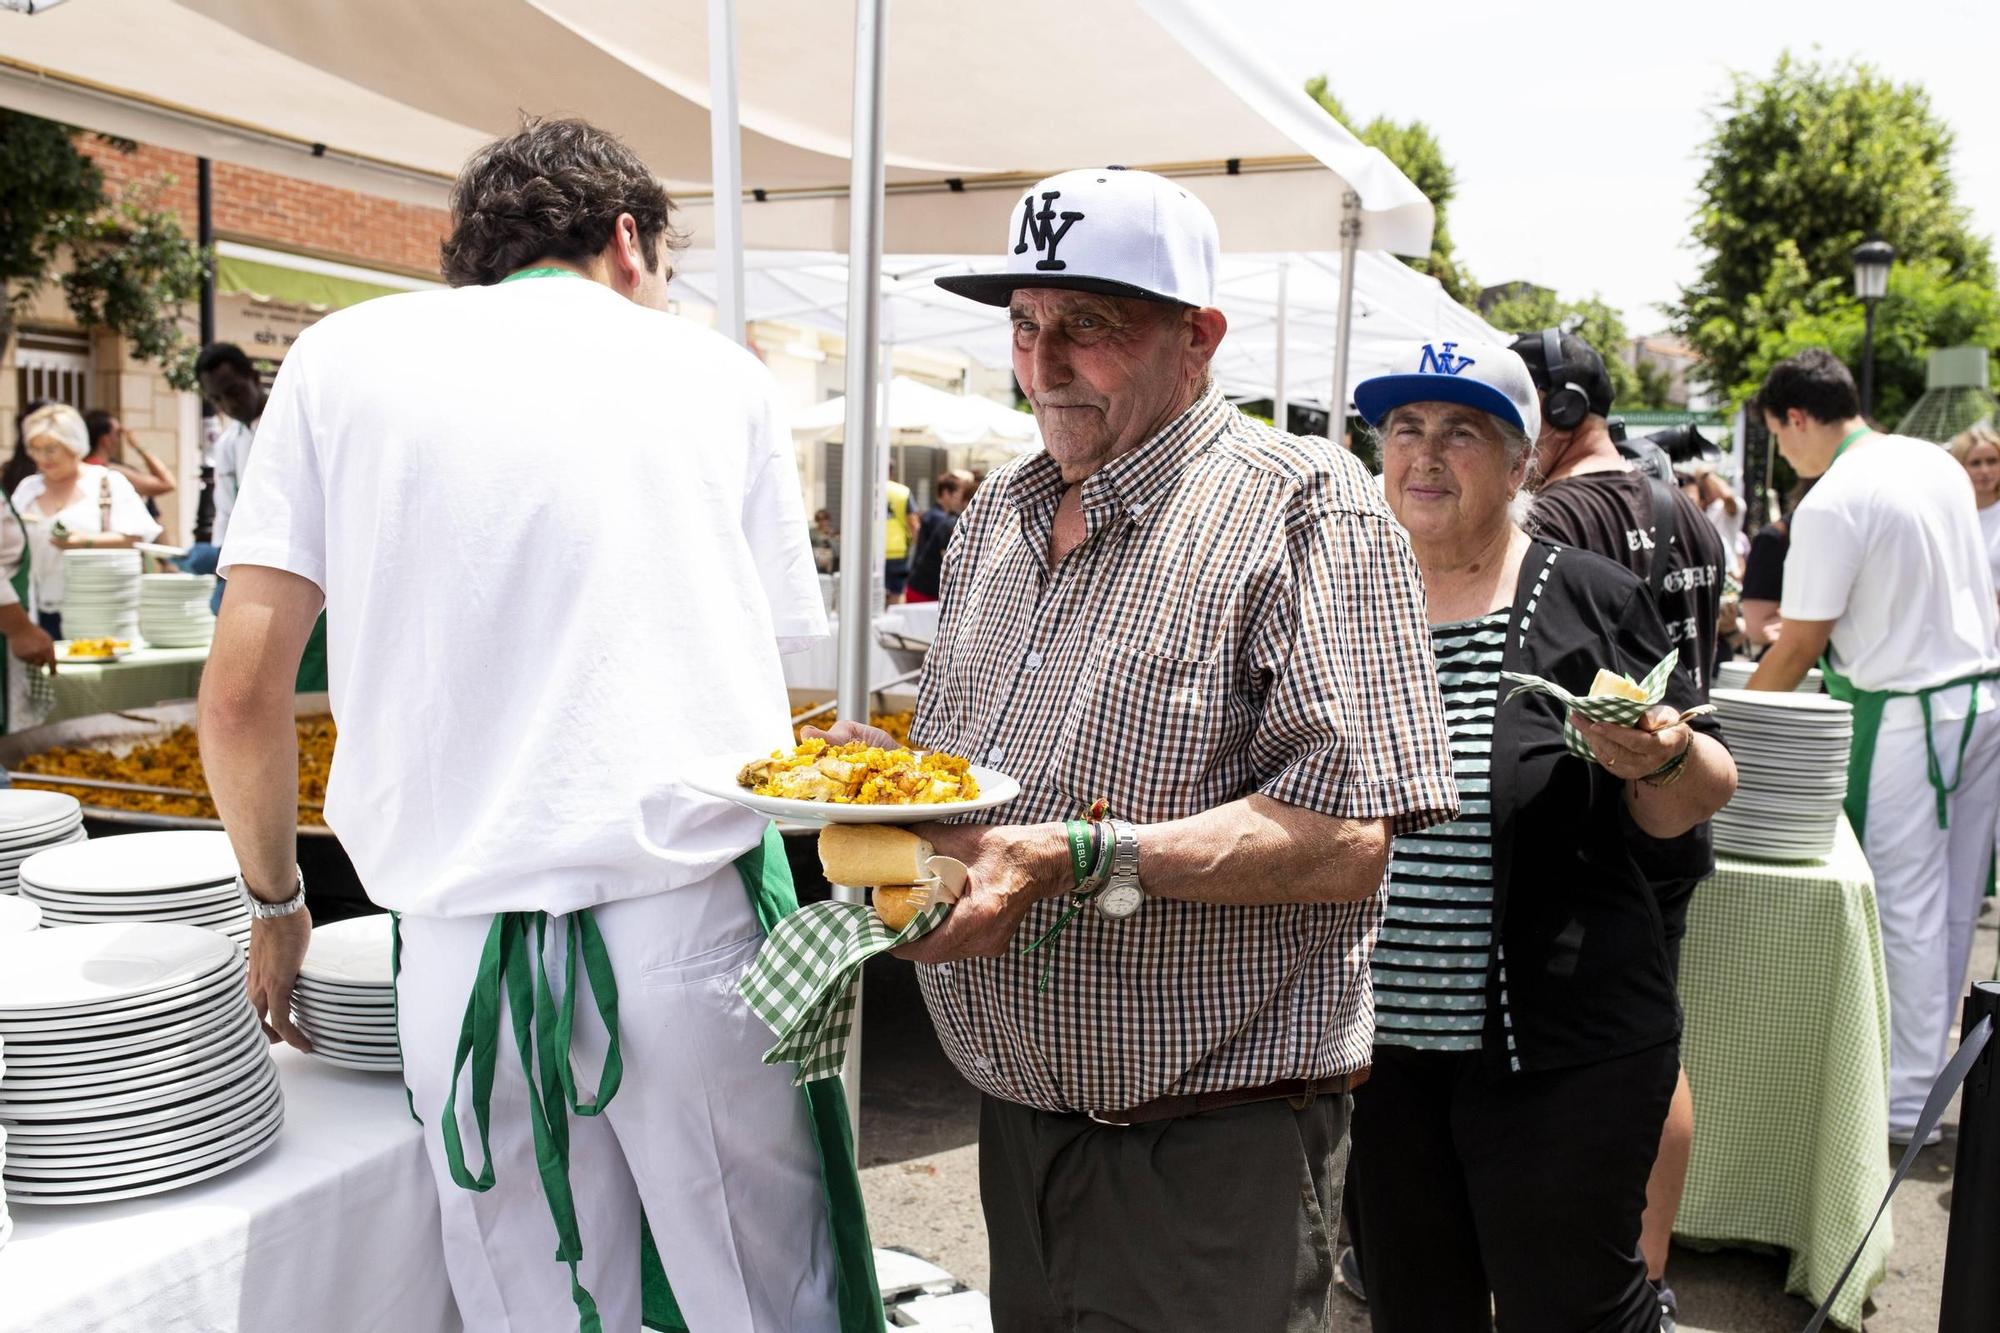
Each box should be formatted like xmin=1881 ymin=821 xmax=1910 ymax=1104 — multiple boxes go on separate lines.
xmin=872 ymin=885 xmax=929 ymax=931
xmin=818 ymin=825 xmax=934 ymax=887
xmin=1587 ymin=668 xmax=1648 ymax=702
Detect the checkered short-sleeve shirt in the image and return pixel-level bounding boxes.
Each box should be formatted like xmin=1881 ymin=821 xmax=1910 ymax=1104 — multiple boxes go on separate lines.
xmin=912 ymin=386 xmax=1458 ymax=1113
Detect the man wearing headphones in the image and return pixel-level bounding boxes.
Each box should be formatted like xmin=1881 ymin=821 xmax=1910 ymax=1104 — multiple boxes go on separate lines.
xmin=1512 ymin=328 xmax=1724 ymax=1333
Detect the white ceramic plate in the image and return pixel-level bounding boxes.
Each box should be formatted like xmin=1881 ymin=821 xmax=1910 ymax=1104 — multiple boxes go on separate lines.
xmin=686 ymin=752 xmax=1022 ymax=826
xmin=0 ymin=1003 xmax=245 ymax=1065
xmin=4 ymin=1089 xmax=281 ymax=1172
xmin=0 ymin=823 xmax=86 ymax=856
xmin=0 ymin=1074 xmax=279 ymax=1150
xmin=20 ymin=879 xmax=236 ymax=907
xmin=18 ymin=832 xmax=238 ymax=895
xmin=4 ymin=1119 xmax=282 ymax=1204
xmin=0 ymin=950 xmax=238 ymax=1022
xmin=0 ymin=790 xmax=83 ymax=832
xmin=308 ymin=1049 xmax=403 ymax=1073
xmin=292 ymin=986 xmax=394 ymax=1011
xmin=298 ymin=915 xmax=394 ymax=988
xmin=0 ymin=895 xmax=40 ymax=934
xmin=0 ymin=1023 xmax=267 ymax=1108
xmin=0 ymin=923 xmax=235 ymax=1011
xmin=1 ymin=1010 xmax=259 ymax=1090
xmin=0 ymin=1054 xmax=277 ymax=1139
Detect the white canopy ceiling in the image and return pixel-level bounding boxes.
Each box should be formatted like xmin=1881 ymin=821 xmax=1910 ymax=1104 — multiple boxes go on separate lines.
xmin=790 ymin=375 xmax=1041 ymax=455
xmin=670 ymin=249 xmax=1502 ymax=410
xmin=1 ymin=0 xmax=1434 ymax=256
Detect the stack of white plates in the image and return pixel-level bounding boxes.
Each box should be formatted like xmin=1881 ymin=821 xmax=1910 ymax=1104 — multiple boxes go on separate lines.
xmin=60 ymin=549 xmax=142 ymax=641
xmin=1715 ymin=659 xmax=1823 ymax=694
xmin=1710 ymin=687 xmax=1854 ymax=861
xmin=0 ymin=896 xmax=40 ymax=934
xmin=1 ymin=1035 xmax=9 ymax=1251
xmin=18 ymin=831 xmax=247 ymax=950
xmin=0 ymin=792 xmax=86 ymax=894
xmin=292 ymin=916 xmax=399 ymax=1072
xmin=138 ymin=573 xmax=217 ymax=648
xmin=0 ymin=923 xmax=282 ymax=1205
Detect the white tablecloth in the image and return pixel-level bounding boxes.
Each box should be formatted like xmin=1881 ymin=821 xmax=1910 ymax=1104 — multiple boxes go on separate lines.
xmin=0 ymin=1045 xmax=458 ymax=1333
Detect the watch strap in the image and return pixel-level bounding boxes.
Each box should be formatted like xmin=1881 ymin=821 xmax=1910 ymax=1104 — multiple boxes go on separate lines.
xmin=239 ymin=866 xmax=307 ymax=919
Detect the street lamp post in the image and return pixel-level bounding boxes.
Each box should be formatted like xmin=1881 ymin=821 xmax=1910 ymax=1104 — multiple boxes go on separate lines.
xmin=1852 ymin=237 xmax=1895 ymax=419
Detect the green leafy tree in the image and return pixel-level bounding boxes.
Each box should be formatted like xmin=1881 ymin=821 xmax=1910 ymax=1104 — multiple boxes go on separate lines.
xmin=1673 ymin=53 xmax=1994 ymax=405
xmin=1306 ymin=77 xmax=1476 ymax=305
xmin=0 ymin=110 xmax=207 ymax=390
xmin=1478 ymin=287 xmax=1677 ymax=412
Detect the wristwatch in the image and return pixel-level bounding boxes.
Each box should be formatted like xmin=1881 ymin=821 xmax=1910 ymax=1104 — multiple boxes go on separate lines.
xmin=239 ymin=866 xmax=307 ymax=919
xmin=1095 ymin=819 xmax=1145 ymax=920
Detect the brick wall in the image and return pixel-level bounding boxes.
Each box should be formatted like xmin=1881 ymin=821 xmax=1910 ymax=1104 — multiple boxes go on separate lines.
xmin=79 ymin=137 xmax=449 ymax=277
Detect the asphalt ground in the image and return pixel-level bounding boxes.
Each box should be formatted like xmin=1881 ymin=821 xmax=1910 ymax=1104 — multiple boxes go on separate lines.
xmin=855 ymin=901 xmax=1999 ymax=1331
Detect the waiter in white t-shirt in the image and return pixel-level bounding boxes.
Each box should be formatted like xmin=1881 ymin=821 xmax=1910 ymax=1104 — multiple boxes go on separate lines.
xmin=1749 ymin=348 xmax=2000 ymax=1144
xmin=198 ymin=119 xmax=871 ymax=1331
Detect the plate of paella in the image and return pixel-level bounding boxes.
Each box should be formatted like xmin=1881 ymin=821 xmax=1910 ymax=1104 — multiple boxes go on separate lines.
xmin=688 ymin=738 xmax=1020 ymax=825
xmin=55 ymin=638 xmax=132 ymax=663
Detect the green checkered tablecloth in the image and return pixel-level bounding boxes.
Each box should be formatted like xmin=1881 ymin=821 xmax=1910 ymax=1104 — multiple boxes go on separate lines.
xmin=1676 ymin=817 xmax=1891 ymax=1331
xmin=741 ymin=896 xmax=948 ymax=1084
xmin=43 ymin=645 xmax=210 ymax=724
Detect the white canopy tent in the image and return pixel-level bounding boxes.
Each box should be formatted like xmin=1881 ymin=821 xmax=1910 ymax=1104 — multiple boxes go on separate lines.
xmin=790 ymin=376 xmax=1039 ymax=456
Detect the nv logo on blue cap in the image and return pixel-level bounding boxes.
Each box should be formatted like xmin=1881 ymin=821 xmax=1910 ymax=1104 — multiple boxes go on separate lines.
xmin=1015 ymin=191 xmax=1084 ymax=272
xmin=1418 ymin=342 xmax=1476 ymax=375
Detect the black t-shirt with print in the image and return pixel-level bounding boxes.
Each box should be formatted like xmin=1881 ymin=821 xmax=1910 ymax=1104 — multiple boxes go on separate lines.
xmin=1527 ymin=469 xmax=1726 ymax=697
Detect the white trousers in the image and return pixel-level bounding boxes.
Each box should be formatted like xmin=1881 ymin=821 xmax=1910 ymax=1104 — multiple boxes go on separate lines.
xmin=395 ymin=866 xmax=839 ymax=1332
xmin=1861 ymin=703 xmax=2000 ymax=1135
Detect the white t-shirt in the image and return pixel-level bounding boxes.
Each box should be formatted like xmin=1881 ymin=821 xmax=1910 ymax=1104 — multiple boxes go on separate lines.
xmin=11 ymin=465 xmax=163 ymax=612
xmin=1705 ymin=496 xmax=1746 ymax=574
xmin=210 ymin=417 xmax=258 ymax=549
xmin=221 ymin=277 xmax=828 ymax=917
xmin=1978 ymin=502 xmax=2000 ymax=597
xmin=0 ymin=502 xmax=26 ymax=611
xmin=1782 ymin=433 xmax=2000 ymax=721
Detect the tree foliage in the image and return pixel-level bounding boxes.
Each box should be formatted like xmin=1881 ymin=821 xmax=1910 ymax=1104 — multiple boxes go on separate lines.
xmin=1672 ymin=54 xmax=1996 ymax=407
xmin=1478 ymin=287 xmax=1679 ymax=412
xmin=1306 ymin=77 xmax=1476 ymax=305
xmin=0 ymin=110 xmax=207 ymax=390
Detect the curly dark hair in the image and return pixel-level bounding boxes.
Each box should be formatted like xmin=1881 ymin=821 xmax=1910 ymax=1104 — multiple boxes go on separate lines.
xmin=1751 ymin=347 xmax=1862 ymax=426
xmin=440 ymin=118 xmax=685 ymax=288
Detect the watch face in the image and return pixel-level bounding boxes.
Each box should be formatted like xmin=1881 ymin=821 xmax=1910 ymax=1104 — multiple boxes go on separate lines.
xmin=1096 ymin=882 xmax=1144 ymax=919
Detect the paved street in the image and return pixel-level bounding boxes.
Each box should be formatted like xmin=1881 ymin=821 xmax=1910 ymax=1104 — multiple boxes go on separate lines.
xmin=858 ymin=902 xmax=1998 ymax=1330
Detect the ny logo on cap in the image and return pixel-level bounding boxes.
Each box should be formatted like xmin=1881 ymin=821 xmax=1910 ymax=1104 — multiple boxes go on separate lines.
xmin=1014 ymin=191 xmax=1084 ymax=271
xmin=1418 ymin=342 xmax=1476 ymax=375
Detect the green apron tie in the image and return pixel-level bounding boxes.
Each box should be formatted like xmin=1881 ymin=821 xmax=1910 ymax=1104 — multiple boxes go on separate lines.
xmin=1821 ymin=662 xmax=1998 ymax=844
xmin=440 ymin=909 xmax=622 ymax=1333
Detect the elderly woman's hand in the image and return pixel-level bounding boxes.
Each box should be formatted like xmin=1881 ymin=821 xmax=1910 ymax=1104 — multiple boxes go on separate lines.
xmin=1570 ymin=704 xmax=1690 ymax=783
xmin=800 ymin=719 xmax=903 ymax=750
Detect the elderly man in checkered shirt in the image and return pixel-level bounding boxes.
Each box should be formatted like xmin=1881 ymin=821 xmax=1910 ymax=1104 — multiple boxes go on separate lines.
xmin=818 ymin=168 xmax=1456 ymax=1329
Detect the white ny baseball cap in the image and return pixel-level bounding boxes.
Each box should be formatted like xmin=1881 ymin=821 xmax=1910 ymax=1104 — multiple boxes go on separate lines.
xmin=935 ymin=167 xmax=1220 ymax=308
xmin=1353 ymin=340 xmax=1544 ymax=440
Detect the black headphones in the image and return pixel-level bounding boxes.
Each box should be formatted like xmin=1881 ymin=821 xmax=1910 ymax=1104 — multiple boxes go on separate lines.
xmin=1540 ymin=327 xmax=1590 ymax=432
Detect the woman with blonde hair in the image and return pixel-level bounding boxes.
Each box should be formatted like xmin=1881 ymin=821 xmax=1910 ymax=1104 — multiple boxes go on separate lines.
xmin=12 ymin=403 xmax=161 ymax=639
xmin=1948 ymin=422 xmax=2000 ymax=603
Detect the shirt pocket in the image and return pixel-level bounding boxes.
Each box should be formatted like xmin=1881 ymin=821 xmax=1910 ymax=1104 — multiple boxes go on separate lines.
xmin=1046 ymin=637 xmax=1226 ymax=823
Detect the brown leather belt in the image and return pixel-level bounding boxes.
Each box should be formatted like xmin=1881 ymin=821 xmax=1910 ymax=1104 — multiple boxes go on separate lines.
xmin=1086 ymin=1068 xmax=1370 ymax=1127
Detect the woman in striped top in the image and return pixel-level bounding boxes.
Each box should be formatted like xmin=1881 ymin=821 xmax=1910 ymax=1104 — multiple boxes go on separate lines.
xmin=1343 ymin=342 xmax=1738 ymax=1333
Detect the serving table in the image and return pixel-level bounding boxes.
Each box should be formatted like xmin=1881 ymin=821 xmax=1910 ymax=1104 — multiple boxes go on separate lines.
xmin=1675 ymin=817 xmax=1892 ymax=1331
xmin=44 ymin=646 xmax=211 ymax=725
xmin=0 ymin=1044 xmax=459 ymax=1333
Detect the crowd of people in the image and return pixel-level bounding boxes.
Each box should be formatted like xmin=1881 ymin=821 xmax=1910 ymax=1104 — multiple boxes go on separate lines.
xmin=0 ymin=110 xmax=1952 ymax=1333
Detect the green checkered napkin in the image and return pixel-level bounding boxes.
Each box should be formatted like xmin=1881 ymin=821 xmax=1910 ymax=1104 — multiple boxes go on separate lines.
xmin=1501 ymin=649 xmax=1679 ymax=762
xmin=740 ymin=897 xmax=950 ymax=1084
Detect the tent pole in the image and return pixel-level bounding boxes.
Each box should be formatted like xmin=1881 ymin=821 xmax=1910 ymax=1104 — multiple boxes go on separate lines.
xmin=1272 ymin=259 xmax=1289 ymax=434
xmin=705 ymin=0 xmax=745 ymax=345
xmin=832 ymin=0 xmax=889 ymax=1148
xmin=1328 ymin=190 xmax=1362 ymax=446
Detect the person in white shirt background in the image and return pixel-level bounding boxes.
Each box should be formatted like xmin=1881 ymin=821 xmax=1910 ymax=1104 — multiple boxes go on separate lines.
xmin=1948 ymin=422 xmax=2000 ymax=609
xmin=1750 ymin=349 xmax=2000 ymax=1145
xmin=198 ymin=117 xmax=866 ymax=1332
xmin=10 ymin=402 xmax=162 ymax=641
xmin=196 ymin=343 xmax=266 ymax=615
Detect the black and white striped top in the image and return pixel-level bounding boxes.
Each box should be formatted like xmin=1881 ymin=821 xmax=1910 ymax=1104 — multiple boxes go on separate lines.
xmin=1375 ymin=609 xmax=1511 ymax=1054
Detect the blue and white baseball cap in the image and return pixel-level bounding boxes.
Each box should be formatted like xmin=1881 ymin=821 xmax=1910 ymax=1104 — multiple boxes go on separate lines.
xmin=935 ymin=167 xmax=1219 ymax=308
xmin=1353 ymin=340 xmax=1543 ymax=439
